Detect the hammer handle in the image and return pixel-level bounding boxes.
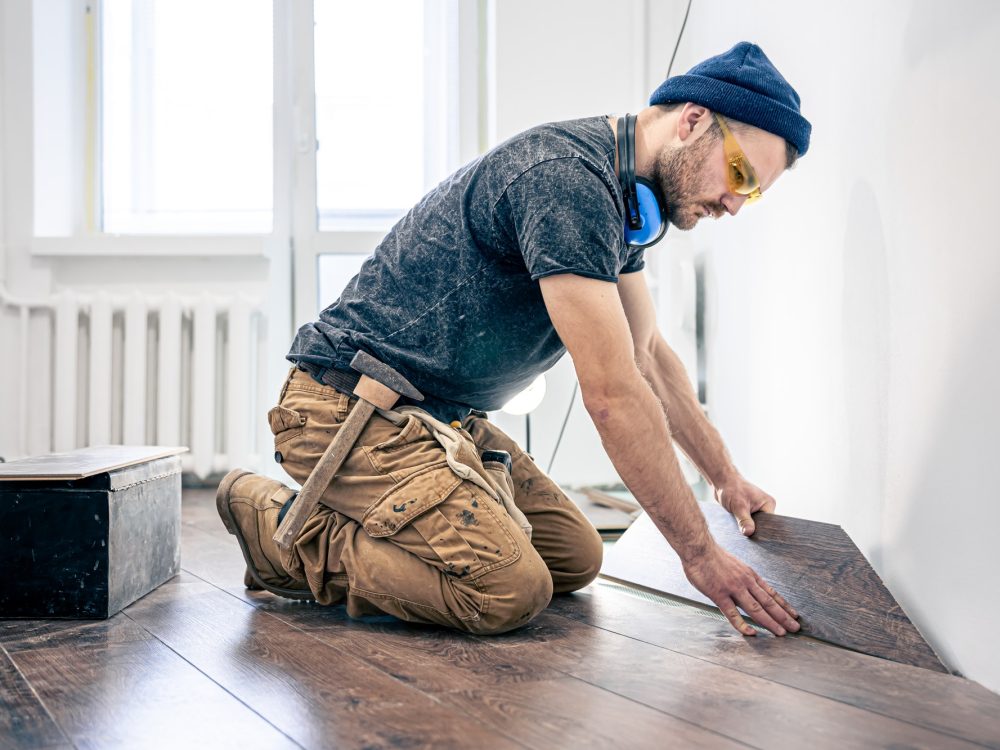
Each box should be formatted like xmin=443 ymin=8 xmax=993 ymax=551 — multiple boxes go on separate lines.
xmin=272 ymin=399 xmax=376 ymax=552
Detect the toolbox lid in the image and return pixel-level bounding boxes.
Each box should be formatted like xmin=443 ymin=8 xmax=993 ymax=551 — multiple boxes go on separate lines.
xmin=0 ymin=445 xmax=187 ymax=484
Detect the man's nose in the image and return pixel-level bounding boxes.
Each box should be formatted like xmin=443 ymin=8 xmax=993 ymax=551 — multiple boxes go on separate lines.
xmin=721 ymin=193 xmax=748 ymax=216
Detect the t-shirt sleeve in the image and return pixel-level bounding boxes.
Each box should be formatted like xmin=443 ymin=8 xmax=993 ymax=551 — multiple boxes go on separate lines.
xmin=500 ymin=158 xmax=625 ymax=282
xmin=620 ymin=245 xmax=646 ymax=274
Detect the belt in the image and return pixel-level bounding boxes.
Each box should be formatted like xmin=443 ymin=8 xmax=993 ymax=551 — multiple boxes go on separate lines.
xmin=296 ymin=362 xmax=360 ymax=396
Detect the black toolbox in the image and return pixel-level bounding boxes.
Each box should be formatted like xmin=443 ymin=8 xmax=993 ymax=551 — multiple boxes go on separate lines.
xmin=0 ymin=446 xmax=186 ymax=618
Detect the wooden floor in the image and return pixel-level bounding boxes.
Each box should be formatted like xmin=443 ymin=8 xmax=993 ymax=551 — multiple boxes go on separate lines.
xmin=2 ymin=490 xmax=1000 ymax=750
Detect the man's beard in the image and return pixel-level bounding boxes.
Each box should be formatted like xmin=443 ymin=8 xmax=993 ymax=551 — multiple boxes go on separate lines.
xmin=651 ymin=132 xmax=724 ymax=231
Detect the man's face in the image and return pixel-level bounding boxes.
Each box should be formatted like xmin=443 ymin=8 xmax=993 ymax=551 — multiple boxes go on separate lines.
xmin=652 ymin=118 xmax=788 ymax=231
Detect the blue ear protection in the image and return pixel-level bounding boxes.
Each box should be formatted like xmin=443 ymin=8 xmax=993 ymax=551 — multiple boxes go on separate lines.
xmin=618 ymin=113 xmax=668 ymax=249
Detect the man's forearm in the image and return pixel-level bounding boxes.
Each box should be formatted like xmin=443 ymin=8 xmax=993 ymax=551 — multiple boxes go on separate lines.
xmin=585 ymin=370 xmax=715 ymax=561
xmin=636 ymin=336 xmax=738 ymax=488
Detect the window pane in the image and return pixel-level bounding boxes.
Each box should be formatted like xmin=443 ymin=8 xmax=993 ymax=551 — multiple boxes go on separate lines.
xmin=102 ymin=0 xmax=273 ymax=234
xmin=314 ymin=0 xmax=455 ymax=231
xmin=317 ymin=253 xmax=368 ymax=312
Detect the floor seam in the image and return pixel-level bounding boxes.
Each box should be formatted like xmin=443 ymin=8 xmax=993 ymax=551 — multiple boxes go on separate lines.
xmin=119 ymin=608 xmax=306 ymax=750
xmin=548 ymin=600 xmax=994 ymax=749
xmin=177 ymin=565 xmax=535 ymax=750
xmin=1 ymin=640 xmax=77 ymax=750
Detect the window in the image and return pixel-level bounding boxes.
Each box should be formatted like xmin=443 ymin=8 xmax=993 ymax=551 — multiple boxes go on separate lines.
xmin=313 ymin=0 xmax=459 ymax=231
xmin=30 ymin=0 xmax=473 ymax=252
xmin=100 ymin=0 xmax=273 ymax=234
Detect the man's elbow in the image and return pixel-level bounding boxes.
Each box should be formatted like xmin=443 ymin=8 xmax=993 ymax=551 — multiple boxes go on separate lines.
xmin=580 ymin=371 xmax=647 ymax=427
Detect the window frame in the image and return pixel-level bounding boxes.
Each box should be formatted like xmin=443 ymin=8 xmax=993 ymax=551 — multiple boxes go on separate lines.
xmin=26 ymin=0 xmax=487 ymax=298
xmin=288 ymin=0 xmax=486 ymax=328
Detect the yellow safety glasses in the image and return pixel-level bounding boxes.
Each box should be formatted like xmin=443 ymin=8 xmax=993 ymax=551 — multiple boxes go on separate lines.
xmin=714 ymin=113 xmax=762 ymax=203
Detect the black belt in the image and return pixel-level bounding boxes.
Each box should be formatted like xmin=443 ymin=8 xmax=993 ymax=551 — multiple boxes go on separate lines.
xmin=297 ymin=362 xmax=360 ymax=396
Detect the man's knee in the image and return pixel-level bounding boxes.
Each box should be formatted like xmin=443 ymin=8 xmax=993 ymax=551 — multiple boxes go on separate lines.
xmin=462 ymin=548 xmax=553 ymax=635
xmin=553 ymin=520 xmax=603 ymax=594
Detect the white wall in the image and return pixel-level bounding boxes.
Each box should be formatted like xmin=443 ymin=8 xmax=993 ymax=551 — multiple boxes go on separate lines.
xmin=654 ymin=0 xmax=1000 ymax=693
xmin=487 ymin=0 xmax=693 ymax=487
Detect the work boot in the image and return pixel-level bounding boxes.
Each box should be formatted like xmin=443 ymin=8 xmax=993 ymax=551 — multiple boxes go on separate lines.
xmin=215 ymin=468 xmax=314 ymax=600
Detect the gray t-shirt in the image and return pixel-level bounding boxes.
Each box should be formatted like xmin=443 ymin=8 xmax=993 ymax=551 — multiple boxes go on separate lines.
xmin=288 ymin=116 xmax=648 ymax=422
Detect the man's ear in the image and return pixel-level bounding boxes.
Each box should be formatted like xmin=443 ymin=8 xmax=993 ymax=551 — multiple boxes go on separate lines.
xmin=677 ymin=103 xmax=711 ymax=142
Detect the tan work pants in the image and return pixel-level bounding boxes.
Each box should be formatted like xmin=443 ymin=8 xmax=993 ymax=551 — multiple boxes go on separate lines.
xmin=268 ymin=367 xmax=603 ymax=634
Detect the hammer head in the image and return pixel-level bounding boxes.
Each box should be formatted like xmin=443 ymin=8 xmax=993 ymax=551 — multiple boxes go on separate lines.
xmin=350 ymin=350 xmax=424 ymax=402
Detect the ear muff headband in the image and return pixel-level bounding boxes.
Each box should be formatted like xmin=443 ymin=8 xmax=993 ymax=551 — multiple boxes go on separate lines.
xmin=618 ymin=113 xmax=667 ymax=249
xmin=626 ymin=114 xmax=638 ymax=222
xmin=617 ymin=116 xmax=639 ymax=230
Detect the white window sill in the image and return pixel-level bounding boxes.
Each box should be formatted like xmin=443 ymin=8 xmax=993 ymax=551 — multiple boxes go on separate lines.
xmin=30 ymin=235 xmax=274 ymax=258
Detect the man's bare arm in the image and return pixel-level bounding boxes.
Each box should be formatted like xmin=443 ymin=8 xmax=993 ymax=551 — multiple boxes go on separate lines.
xmin=618 ymin=270 xmax=778 ymax=535
xmin=538 ymin=273 xmax=798 ymax=637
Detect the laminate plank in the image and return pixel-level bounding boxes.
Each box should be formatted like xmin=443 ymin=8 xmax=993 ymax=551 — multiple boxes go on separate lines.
xmin=182 ymin=492 xmax=572 ymax=694
xmin=261 ymin=600 xmax=566 ymax=695
xmin=179 ymin=486 xmax=221 ymax=527
xmin=124 ymin=574 xmax=527 ymax=750
xmin=490 ymin=609 xmax=983 ymax=750
xmin=178 ymin=519 xmax=751 ymax=748
xmin=0 ymin=445 xmax=186 ymax=481
xmin=179 ymin=521 xmax=254 ymax=599
xmin=252 ymin=602 xmax=748 ymax=748
xmin=7 ymin=634 xmax=298 ymax=749
xmin=0 ymin=644 xmax=70 ymax=750
xmin=442 ymin=676 xmax=747 ymax=749
xmin=602 ymin=507 xmax=947 ymax=671
xmin=182 ymin=494 xmax=602 ymax=696
xmin=0 ymin=614 xmax=151 ymax=653
xmin=180 ymin=488 xmax=988 ymax=748
xmin=550 ymin=584 xmax=1000 ymax=749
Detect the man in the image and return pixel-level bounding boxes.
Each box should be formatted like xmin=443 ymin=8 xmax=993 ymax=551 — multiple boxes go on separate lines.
xmin=216 ymin=42 xmax=810 ymax=637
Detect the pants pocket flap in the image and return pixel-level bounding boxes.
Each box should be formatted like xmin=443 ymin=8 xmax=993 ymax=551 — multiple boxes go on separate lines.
xmin=362 ymin=463 xmax=462 ymax=537
xmin=268 ymin=405 xmax=306 ymax=434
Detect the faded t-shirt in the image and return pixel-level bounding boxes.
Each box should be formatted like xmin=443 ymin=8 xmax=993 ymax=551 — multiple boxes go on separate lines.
xmin=287 ymin=116 xmax=649 ymax=422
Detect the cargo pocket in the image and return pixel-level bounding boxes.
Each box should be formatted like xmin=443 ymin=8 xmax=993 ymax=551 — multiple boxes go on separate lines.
xmin=365 ymin=414 xmax=443 ymax=478
xmin=362 ymin=463 xmax=521 ymax=580
xmin=363 ymin=462 xmax=461 ymax=536
xmin=267 ymin=405 xmax=306 ymax=445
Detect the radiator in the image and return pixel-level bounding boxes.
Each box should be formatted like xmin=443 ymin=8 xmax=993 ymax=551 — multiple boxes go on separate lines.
xmin=0 ymin=286 xmax=269 ymax=479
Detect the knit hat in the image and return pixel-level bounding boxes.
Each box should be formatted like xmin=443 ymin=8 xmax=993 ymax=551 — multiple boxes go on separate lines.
xmin=648 ymin=42 xmax=811 ymax=156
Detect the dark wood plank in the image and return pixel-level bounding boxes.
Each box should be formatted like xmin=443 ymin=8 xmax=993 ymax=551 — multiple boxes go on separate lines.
xmin=259 ymin=599 xmax=566 ymax=696
xmin=7 ymin=632 xmax=297 ymax=749
xmin=180 ymin=521 xmax=255 ymax=599
xmin=179 ymin=502 xmax=977 ymax=750
xmin=0 ymin=614 xmax=151 ymax=653
xmin=551 ymin=584 xmax=1000 ymax=749
xmin=443 ymin=676 xmax=746 ymax=749
xmin=180 ymin=499 xmax=567 ymax=694
xmin=185 ymin=488 xmax=992 ymax=746
xmin=178 ymin=495 xmax=752 ymax=746
xmin=0 ymin=644 xmax=70 ymax=750
xmin=602 ymin=507 xmax=947 ymax=671
xmin=487 ymin=608 xmax=983 ymax=749
xmin=124 ymin=574 xmax=527 ymax=750
xmin=238 ymin=599 xmax=747 ymax=749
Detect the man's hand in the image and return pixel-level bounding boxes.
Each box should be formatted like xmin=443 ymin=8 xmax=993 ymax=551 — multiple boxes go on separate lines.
xmin=682 ymin=545 xmax=800 ymax=637
xmin=714 ymin=476 xmax=776 ymax=536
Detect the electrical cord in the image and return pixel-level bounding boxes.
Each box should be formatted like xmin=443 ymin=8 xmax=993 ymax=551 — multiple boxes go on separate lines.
xmin=667 ymin=0 xmax=694 ymax=79
xmin=545 ymin=0 xmax=693 ymax=476
xmin=546 ymin=380 xmax=577 ymax=474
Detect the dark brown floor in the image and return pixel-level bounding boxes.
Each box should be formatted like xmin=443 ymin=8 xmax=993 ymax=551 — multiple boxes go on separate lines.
xmin=2 ymin=489 xmax=999 ymax=750
xmin=603 ymin=504 xmax=947 ymax=671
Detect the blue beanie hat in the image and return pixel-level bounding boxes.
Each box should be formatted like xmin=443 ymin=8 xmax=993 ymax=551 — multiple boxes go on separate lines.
xmin=648 ymin=41 xmax=811 ymax=156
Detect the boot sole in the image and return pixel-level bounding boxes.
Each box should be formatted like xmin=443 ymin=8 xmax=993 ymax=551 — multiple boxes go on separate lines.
xmin=216 ymin=468 xmax=315 ymax=601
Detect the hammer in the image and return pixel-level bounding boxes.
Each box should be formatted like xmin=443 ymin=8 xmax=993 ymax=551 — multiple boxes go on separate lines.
xmin=272 ymin=350 xmax=423 ymax=553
